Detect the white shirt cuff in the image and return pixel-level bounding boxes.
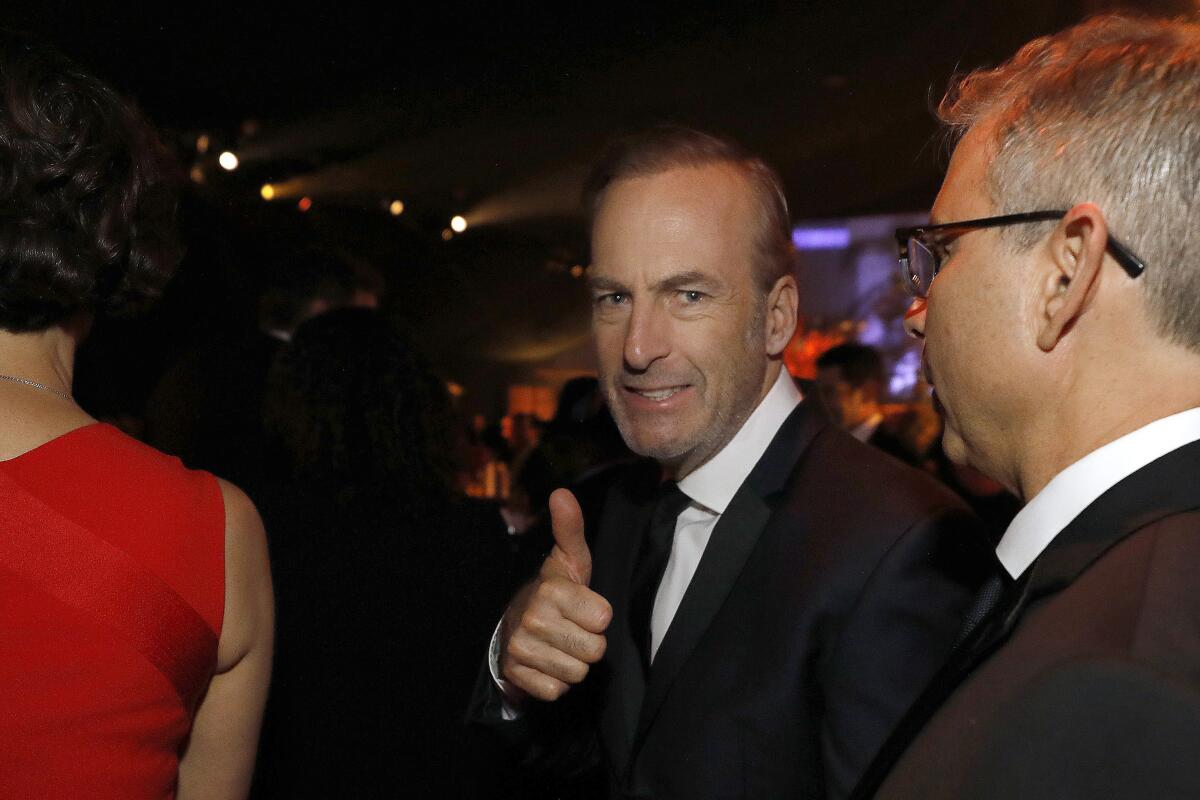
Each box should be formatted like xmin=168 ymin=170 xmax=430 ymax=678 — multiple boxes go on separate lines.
xmin=488 ymin=617 xmax=521 ymax=721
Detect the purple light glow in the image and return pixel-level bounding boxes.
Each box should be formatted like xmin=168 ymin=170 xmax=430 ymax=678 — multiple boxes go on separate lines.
xmin=792 ymin=227 xmax=851 ymax=250
xmin=890 ymin=349 xmax=922 ymax=397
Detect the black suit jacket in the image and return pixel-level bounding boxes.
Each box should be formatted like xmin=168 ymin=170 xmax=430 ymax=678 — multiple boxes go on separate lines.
xmin=475 ymin=397 xmax=990 ymax=799
xmin=859 ymin=438 xmax=1200 ymax=799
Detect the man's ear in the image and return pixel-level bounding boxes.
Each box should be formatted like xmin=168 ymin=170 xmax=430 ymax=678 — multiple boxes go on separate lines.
xmin=764 ymin=274 xmax=798 ymax=356
xmin=1036 ymin=203 xmax=1109 ymax=352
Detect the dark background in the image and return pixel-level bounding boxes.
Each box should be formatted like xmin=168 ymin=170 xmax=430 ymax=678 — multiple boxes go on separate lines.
xmin=8 ymin=0 xmax=1187 ymax=418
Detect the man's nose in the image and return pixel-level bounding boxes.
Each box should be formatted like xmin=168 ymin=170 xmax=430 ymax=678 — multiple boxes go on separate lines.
xmin=903 ymin=298 xmax=927 ymax=340
xmin=623 ymin=303 xmax=671 ymax=371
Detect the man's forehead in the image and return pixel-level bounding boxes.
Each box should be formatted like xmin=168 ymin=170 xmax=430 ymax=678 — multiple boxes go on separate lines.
xmin=593 ymin=165 xmax=756 ymax=258
xmin=932 ymin=125 xmax=998 ymax=223
xmin=596 ymin=163 xmax=751 ymax=223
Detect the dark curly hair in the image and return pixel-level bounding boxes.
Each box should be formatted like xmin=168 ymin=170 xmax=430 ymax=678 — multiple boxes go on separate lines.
xmin=264 ymin=309 xmax=458 ymax=508
xmin=0 ymin=31 xmax=180 ymax=332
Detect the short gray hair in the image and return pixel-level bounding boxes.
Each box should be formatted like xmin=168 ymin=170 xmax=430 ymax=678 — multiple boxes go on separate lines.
xmin=939 ymin=14 xmax=1200 ymax=349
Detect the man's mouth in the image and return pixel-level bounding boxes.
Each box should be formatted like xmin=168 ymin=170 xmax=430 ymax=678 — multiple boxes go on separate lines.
xmin=626 ymin=385 xmax=688 ymax=401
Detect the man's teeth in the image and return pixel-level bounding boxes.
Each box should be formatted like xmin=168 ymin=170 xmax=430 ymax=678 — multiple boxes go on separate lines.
xmin=637 ymin=387 xmax=683 ymax=400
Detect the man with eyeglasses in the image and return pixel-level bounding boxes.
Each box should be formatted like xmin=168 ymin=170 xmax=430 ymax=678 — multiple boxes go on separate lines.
xmin=852 ymin=14 xmax=1200 ymax=799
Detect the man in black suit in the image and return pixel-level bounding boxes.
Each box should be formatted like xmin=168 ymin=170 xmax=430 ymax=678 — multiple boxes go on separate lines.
xmin=475 ymin=126 xmax=990 ymax=799
xmin=852 ymin=15 xmax=1200 ymax=799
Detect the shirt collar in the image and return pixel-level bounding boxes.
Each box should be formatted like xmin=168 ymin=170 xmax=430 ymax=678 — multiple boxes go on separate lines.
xmin=677 ymin=368 xmax=802 ymax=515
xmin=996 ymin=406 xmax=1200 ymax=579
xmin=850 ymin=411 xmax=884 ymax=443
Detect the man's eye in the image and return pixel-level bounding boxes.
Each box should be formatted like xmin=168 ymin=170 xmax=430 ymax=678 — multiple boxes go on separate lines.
xmin=679 ymin=290 xmax=706 ymax=304
xmin=596 ymin=292 xmax=628 ymax=306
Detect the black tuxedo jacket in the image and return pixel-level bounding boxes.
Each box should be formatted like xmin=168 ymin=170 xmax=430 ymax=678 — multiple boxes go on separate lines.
xmin=859 ymin=438 xmax=1200 ymax=799
xmin=475 ymin=397 xmax=990 ymax=799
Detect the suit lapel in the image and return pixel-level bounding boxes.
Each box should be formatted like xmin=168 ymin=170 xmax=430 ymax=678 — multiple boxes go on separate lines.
xmin=850 ymin=437 xmax=1200 ymax=799
xmin=591 ymin=472 xmax=656 ymax=780
xmin=1028 ymin=438 xmax=1200 ymax=598
xmin=632 ymin=396 xmax=828 ymax=748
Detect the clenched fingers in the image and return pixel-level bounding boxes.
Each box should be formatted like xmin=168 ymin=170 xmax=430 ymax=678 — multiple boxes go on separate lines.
xmin=503 ymin=634 xmax=594 ymax=686
xmin=508 ymin=613 xmax=607 ymax=668
xmin=529 ymin=576 xmax=613 ymax=635
xmin=505 ymin=663 xmax=572 ymax=702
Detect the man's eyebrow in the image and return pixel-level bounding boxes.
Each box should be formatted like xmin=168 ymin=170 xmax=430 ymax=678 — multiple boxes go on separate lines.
xmin=654 ymin=270 xmax=723 ymax=293
xmin=587 ymin=275 xmax=628 ymax=293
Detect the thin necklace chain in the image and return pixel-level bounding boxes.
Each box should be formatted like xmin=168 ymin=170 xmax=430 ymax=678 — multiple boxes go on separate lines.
xmin=0 ymin=373 xmax=73 ymax=402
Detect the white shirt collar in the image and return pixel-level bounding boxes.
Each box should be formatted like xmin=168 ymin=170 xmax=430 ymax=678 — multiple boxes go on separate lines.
xmin=850 ymin=411 xmax=884 ymax=443
xmin=677 ymin=368 xmax=802 ymax=514
xmin=996 ymin=406 xmax=1200 ymax=578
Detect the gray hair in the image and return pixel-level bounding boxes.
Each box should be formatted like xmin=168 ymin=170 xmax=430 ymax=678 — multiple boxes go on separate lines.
xmin=939 ymin=14 xmax=1200 ymax=349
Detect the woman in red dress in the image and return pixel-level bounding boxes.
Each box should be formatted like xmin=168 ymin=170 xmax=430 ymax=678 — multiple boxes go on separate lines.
xmin=0 ymin=32 xmax=273 ymax=798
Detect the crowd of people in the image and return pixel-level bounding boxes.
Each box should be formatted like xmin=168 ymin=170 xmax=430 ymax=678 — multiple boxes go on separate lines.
xmin=4 ymin=11 xmax=1200 ymax=800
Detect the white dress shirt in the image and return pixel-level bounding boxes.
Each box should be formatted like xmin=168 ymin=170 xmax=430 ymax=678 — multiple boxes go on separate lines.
xmin=849 ymin=411 xmax=884 ymax=444
xmin=996 ymin=407 xmax=1200 ymax=579
xmin=490 ymin=368 xmax=802 ymax=705
xmin=650 ymin=368 xmax=802 ymax=658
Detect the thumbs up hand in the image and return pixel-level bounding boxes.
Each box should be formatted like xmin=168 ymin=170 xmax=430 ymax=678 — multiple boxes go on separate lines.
xmin=499 ymin=488 xmax=613 ymax=702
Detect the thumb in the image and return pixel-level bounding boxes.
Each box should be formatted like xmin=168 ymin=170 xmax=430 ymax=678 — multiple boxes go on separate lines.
xmin=548 ymin=488 xmax=591 ymax=584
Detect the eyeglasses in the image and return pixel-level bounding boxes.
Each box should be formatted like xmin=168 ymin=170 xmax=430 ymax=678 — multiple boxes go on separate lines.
xmin=895 ymin=210 xmax=1146 ymax=299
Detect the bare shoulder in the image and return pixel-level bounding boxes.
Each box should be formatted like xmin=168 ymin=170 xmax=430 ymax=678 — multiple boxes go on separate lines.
xmin=217 ymin=478 xmax=262 ymax=529
xmin=178 ymin=478 xmax=273 ymax=798
xmin=214 ymin=478 xmax=273 ymax=674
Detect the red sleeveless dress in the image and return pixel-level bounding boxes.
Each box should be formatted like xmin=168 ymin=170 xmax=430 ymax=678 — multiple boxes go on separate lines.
xmin=0 ymin=423 xmax=224 ymax=798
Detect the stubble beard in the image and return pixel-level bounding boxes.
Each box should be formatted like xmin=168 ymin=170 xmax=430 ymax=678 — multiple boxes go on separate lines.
xmin=605 ymin=310 xmax=769 ymax=477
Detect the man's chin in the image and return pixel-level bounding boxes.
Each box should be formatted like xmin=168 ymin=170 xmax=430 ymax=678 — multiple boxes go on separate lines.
xmin=616 ymin=423 xmax=694 ymax=463
xmin=941 ymin=428 xmax=971 ymax=465
xmin=626 ymin=435 xmax=691 ymax=464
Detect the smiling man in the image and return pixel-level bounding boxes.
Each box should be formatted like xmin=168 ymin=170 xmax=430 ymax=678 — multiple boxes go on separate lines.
xmin=475 ymin=127 xmax=989 ymax=799
xmin=850 ymin=15 xmax=1200 ymax=800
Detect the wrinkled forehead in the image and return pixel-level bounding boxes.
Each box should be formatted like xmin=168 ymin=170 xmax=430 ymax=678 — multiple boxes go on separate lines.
xmin=589 ymin=164 xmax=758 ymax=283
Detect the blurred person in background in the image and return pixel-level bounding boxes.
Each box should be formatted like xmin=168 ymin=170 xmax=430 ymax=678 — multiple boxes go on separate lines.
xmin=252 ymin=308 xmax=516 ymax=798
xmin=816 ymin=343 xmax=920 ymax=465
xmin=509 ymin=377 xmax=635 ymax=531
xmin=0 ymin=31 xmax=272 ymax=798
xmin=145 ymin=247 xmax=377 ymax=494
xmin=504 ymin=376 xmax=639 ymax=587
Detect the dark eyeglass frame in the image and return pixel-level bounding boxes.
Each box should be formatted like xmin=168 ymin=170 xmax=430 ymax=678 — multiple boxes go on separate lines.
xmin=894 ymin=210 xmax=1146 ymax=299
